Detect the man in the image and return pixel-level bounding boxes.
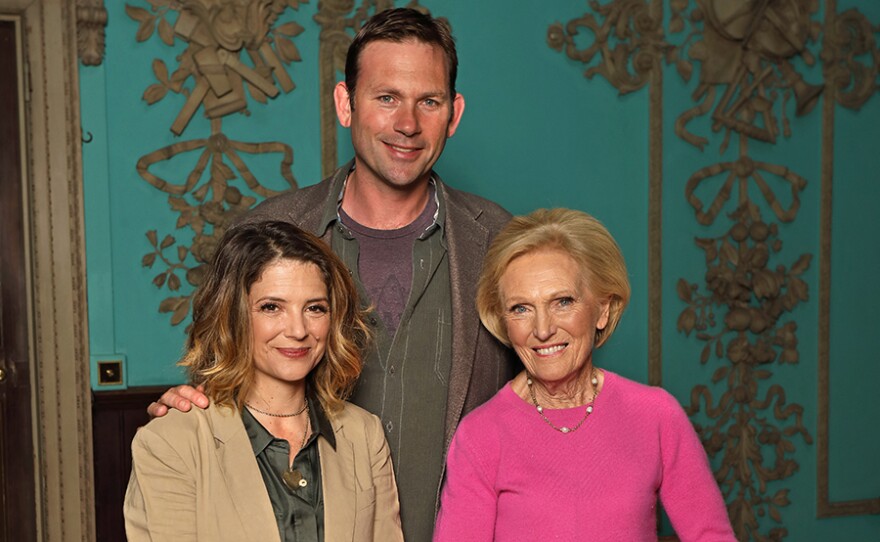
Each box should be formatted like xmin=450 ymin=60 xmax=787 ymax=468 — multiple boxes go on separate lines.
xmin=149 ymin=8 xmax=518 ymax=540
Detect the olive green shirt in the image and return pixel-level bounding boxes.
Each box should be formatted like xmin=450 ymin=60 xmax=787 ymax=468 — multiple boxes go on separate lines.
xmin=242 ymin=397 xmax=335 ymax=542
xmin=319 ymin=177 xmax=452 ymax=542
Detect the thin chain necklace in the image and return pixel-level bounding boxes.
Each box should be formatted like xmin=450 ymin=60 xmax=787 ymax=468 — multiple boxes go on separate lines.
xmin=246 ymin=400 xmax=312 ymax=489
xmin=245 ymin=401 xmax=307 ymax=418
xmin=281 ymin=403 xmax=311 ymax=490
xmin=527 ymin=368 xmax=599 ymax=434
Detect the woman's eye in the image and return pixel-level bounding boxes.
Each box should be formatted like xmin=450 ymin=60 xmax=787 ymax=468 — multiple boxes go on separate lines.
xmin=307 ymin=304 xmax=329 ymax=314
xmin=558 ymin=297 xmax=574 ymax=307
xmin=509 ymin=305 xmax=527 ymax=314
xmin=260 ymin=303 xmax=279 ymax=312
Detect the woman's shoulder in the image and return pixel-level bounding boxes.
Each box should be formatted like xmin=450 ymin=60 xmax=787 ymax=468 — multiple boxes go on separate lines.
xmin=605 ymin=371 xmax=684 ymax=413
xmin=136 ymin=403 xmax=237 ymax=442
xmin=333 ymin=401 xmax=384 ymax=436
xmin=456 ymin=383 xmax=520 ymax=435
xmin=336 ymin=401 xmax=378 ymax=423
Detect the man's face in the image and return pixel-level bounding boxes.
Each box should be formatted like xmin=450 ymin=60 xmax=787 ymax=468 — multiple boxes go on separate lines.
xmin=334 ymin=39 xmax=465 ymax=191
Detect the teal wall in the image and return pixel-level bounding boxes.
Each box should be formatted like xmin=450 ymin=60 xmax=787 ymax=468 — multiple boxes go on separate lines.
xmin=81 ymin=0 xmax=879 ymax=539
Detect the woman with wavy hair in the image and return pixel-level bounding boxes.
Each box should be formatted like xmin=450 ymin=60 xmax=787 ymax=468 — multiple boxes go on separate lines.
xmin=124 ymin=221 xmax=403 ymax=542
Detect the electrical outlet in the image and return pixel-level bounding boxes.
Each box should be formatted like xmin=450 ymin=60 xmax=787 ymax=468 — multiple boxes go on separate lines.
xmin=97 ymin=360 xmax=123 ymax=386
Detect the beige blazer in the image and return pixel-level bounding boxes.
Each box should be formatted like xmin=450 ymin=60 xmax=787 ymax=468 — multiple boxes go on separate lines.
xmin=124 ymin=402 xmax=403 ymax=542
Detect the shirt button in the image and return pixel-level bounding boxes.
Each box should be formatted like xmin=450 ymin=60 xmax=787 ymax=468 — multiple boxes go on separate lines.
xmin=370 ymin=317 xmax=377 ymax=325
xmin=389 ymin=366 xmax=395 ymax=375
xmin=385 ymin=421 xmax=393 ymax=432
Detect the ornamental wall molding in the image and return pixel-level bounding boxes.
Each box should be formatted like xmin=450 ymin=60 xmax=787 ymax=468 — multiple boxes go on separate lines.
xmin=816 ymin=0 xmax=880 ymax=519
xmin=2 ymin=0 xmax=95 ymax=540
xmin=76 ymin=0 xmax=107 ymax=66
xmin=128 ymin=0 xmax=305 ymax=325
xmin=548 ymin=0 xmax=879 ymax=539
xmin=130 ymin=0 xmax=434 ymax=326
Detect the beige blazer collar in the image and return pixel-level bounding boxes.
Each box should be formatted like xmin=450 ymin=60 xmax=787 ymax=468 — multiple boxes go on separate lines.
xmin=209 ymin=403 xmax=365 ymax=542
xmin=207 ymin=405 xmax=282 ymax=542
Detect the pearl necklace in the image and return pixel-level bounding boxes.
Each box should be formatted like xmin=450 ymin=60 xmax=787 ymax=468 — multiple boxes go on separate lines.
xmin=526 ymin=369 xmax=599 ymax=434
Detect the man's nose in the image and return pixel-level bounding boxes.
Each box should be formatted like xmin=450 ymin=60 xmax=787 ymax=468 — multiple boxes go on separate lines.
xmin=393 ymin=103 xmax=420 ymax=137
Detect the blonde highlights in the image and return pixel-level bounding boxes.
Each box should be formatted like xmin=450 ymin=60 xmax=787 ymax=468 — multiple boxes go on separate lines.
xmin=180 ymin=221 xmax=370 ymax=414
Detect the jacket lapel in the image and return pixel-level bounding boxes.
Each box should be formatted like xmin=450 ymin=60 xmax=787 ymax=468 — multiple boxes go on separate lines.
xmin=319 ymin=414 xmax=357 ymax=541
xmin=208 ymin=405 xmax=281 ymax=542
xmin=438 ymin=179 xmax=491 ymax=447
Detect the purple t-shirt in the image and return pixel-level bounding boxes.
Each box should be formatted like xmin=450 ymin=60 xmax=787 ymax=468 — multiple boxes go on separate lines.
xmin=339 ymin=193 xmax=437 ymax=334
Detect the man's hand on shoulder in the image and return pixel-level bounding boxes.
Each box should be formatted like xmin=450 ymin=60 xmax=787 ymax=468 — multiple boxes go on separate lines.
xmin=147 ymin=384 xmax=209 ymax=418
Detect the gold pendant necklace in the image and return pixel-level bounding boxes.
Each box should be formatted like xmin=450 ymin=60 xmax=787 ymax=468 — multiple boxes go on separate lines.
xmin=281 ymin=404 xmax=311 ymax=490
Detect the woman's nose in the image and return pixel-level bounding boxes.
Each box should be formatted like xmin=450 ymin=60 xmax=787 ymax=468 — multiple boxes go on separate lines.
xmin=532 ymin=309 xmax=556 ymax=341
xmin=284 ymin=314 xmax=308 ymax=340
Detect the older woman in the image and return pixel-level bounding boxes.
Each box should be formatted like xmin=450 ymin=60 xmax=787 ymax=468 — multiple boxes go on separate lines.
xmin=124 ymin=221 xmax=403 ymax=542
xmin=434 ymin=209 xmax=734 ymax=541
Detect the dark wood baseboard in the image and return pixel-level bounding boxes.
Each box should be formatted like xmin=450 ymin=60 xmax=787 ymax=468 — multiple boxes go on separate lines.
xmin=92 ymin=386 xmax=168 ymax=542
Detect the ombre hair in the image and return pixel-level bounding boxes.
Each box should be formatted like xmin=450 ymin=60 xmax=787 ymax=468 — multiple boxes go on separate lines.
xmin=476 ymin=208 xmax=631 ymax=349
xmin=180 ymin=221 xmax=370 ymax=415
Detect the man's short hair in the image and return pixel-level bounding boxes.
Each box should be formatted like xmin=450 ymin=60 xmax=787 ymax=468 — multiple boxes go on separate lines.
xmin=345 ymin=7 xmax=458 ymax=106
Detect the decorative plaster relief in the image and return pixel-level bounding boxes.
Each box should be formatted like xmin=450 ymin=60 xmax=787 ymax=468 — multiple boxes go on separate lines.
xmin=76 ymin=0 xmax=108 ymax=66
xmin=549 ymin=0 xmax=879 ymax=538
xmin=816 ymin=0 xmax=880 ymax=519
xmin=131 ymin=0 xmax=436 ymax=325
xmin=128 ymin=0 xmax=305 ymax=325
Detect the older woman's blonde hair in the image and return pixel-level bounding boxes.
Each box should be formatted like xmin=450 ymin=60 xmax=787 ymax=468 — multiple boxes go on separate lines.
xmin=179 ymin=221 xmax=370 ymax=415
xmin=477 ymin=208 xmax=630 ymax=348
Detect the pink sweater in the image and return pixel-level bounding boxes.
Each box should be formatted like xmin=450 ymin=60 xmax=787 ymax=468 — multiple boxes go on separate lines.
xmin=434 ymin=371 xmax=735 ymax=541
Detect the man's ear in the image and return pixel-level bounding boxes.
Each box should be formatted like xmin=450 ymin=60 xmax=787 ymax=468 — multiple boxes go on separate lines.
xmin=334 ymin=82 xmax=353 ymax=127
xmin=446 ymin=93 xmax=465 ymax=138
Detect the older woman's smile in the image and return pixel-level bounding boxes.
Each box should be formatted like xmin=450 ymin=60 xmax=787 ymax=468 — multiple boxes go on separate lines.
xmin=534 ymin=344 xmax=568 ymax=356
xmin=499 ymin=248 xmax=610 ymax=398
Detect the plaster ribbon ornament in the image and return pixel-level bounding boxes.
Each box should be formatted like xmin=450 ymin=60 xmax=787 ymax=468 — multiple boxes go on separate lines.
xmin=549 ymin=0 xmax=880 ymax=539
xmin=128 ymin=0 xmax=305 ymax=325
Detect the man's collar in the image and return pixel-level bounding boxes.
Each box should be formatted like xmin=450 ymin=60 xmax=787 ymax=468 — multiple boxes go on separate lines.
xmin=322 ymin=160 xmax=446 ymax=237
xmin=316 ymin=161 xmax=355 ymax=236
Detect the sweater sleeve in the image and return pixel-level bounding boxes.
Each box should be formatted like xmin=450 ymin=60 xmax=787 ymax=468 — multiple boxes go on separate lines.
xmin=433 ymin=420 xmax=498 ymax=542
xmin=657 ymin=390 xmax=736 ymax=541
